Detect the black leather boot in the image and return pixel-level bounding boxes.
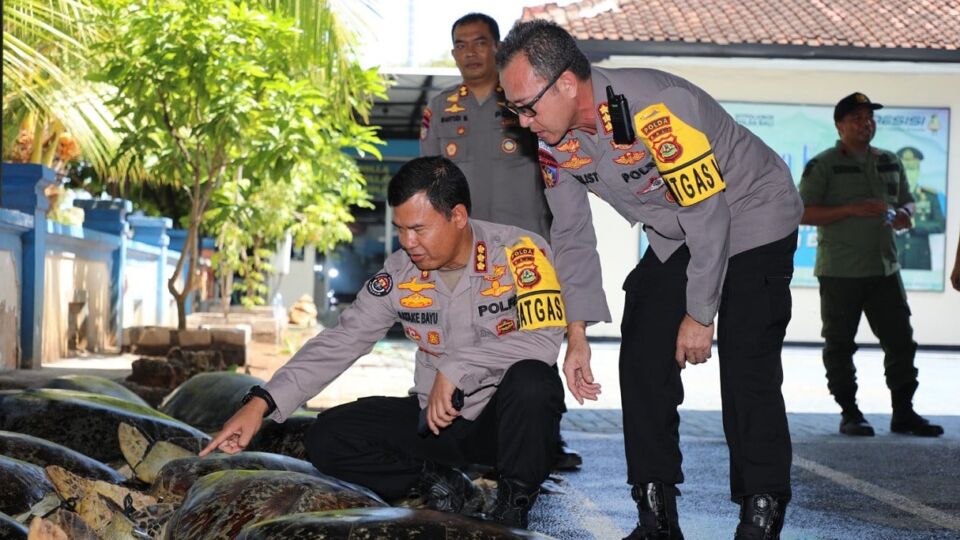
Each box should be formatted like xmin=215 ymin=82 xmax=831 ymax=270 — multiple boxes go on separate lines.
xmin=486 ymin=478 xmax=540 ymax=529
xmin=554 ymin=436 xmax=583 ymax=471
xmin=891 ymin=383 xmax=944 ymax=437
xmin=734 ymin=494 xmax=787 ymax=540
xmin=418 ymin=462 xmax=483 ymax=515
xmin=891 ymin=410 xmax=944 ymax=437
xmin=839 ymin=407 xmax=874 ymax=436
xmin=623 ymin=482 xmax=683 ymax=540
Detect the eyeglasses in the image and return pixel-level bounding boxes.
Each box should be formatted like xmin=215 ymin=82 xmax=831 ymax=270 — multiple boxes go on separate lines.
xmin=505 ymin=58 xmax=573 ymax=118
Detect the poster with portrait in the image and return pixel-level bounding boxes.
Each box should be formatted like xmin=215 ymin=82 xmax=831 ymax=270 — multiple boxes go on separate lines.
xmin=721 ymin=102 xmax=950 ymax=291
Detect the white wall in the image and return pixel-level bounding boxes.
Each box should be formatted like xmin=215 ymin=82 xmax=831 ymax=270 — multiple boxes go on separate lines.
xmin=587 ymin=56 xmax=960 ymax=346
xmin=272 ymin=245 xmax=317 ymax=310
xmin=0 ymin=250 xmax=19 ymax=369
xmin=42 ymin=254 xmax=112 ymax=361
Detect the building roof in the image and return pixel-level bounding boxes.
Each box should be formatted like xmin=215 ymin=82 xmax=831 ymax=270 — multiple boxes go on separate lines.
xmin=521 ymin=0 xmax=960 ymax=62
xmin=367 ymin=68 xmax=461 ymax=141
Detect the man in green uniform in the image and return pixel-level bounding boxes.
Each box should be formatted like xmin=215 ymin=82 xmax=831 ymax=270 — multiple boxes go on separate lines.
xmin=799 ymin=92 xmax=943 ymax=438
xmin=894 ymin=146 xmax=946 ymax=270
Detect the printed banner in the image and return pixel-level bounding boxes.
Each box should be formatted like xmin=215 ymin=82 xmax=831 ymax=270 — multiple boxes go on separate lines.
xmin=722 ymin=102 xmax=950 ymax=291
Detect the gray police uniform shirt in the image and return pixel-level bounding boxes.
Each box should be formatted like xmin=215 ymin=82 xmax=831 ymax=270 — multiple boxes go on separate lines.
xmin=421 ymin=82 xmax=551 ymax=240
xmin=263 ymin=219 xmax=566 ymax=422
xmin=799 ymin=143 xmax=914 ymax=278
xmin=540 ymin=67 xmax=803 ymax=326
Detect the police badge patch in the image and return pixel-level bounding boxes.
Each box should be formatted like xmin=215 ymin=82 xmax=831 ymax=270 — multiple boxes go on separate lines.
xmin=538 ymin=140 xmax=560 ymax=188
xmin=367 ymin=272 xmax=393 ymax=296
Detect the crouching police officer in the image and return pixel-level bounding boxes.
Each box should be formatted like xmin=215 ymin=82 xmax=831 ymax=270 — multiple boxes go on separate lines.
xmin=201 ymin=156 xmax=568 ymax=529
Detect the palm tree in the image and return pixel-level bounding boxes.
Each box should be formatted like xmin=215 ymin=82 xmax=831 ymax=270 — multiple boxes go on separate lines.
xmin=261 ymin=0 xmax=382 ymax=122
xmin=3 ymin=0 xmax=381 ymax=180
xmin=2 ymin=0 xmax=127 ymax=179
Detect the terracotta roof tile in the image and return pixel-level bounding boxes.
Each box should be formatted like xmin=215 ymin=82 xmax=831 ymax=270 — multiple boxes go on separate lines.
xmin=520 ymin=0 xmax=960 ymax=53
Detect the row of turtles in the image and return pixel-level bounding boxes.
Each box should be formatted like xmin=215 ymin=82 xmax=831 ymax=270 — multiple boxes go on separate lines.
xmin=0 ymin=372 xmax=552 ymax=539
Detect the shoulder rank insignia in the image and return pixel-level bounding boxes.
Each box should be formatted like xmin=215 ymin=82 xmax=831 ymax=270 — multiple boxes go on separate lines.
xmin=474 ymin=241 xmax=487 ymax=273
xmin=597 ymin=102 xmax=613 ymax=133
xmin=420 ymin=107 xmax=432 ymax=140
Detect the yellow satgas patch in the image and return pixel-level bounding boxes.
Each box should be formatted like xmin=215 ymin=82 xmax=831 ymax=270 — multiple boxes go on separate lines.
xmin=505 ymin=237 xmax=566 ymax=330
xmin=634 ymin=103 xmax=726 ymax=207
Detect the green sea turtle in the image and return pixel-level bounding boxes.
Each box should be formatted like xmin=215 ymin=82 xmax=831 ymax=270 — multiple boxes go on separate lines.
xmin=35 ymin=509 xmax=99 ymax=540
xmin=163 ymin=469 xmax=387 ymax=539
xmin=44 ymin=462 xmax=185 ymax=538
xmin=245 ymin=415 xmax=315 ymax=459
xmin=0 ymin=430 xmax=125 ymax=484
xmin=150 ymin=452 xmax=349 ymax=505
xmin=93 ymin=495 xmax=177 ymax=539
xmin=158 ymin=371 xmax=316 ymax=458
xmin=0 ymin=511 xmax=28 ymax=539
xmin=42 ymin=375 xmax=151 ymax=409
xmin=118 ymin=422 xmax=196 ymax=485
xmin=45 ymin=464 xmax=159 ymax=535
xmin=236 ymin=507 xmax=556 ymax=539
xmin=159 ymin=372 xmax=264 ymax=432
xmin=0 ymin=455 xmax=54 ymax=516
xmin=25 ymin=516 xmax=68 ymax=540
xmin=0 ymin=389 xmax=210 ymax=463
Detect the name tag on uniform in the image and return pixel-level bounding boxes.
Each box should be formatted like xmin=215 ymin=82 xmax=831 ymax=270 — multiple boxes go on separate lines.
xmin=506 ymin=237 xmax=566 ymax=330
xmin=634 ymin=103 xmax=726 ymax=207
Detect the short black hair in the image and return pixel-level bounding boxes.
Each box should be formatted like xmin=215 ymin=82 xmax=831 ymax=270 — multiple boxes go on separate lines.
xmin=388 ymin=156 xmax=471 ymax=218
xmin=451 ymin=13 xmax=499 ymax=43
xmin=496 ymin=19 xmax=591 ymax=81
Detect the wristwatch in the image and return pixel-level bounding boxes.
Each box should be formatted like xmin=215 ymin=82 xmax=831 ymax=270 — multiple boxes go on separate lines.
xmin=241 ymin=386 xmax=277 ymax=418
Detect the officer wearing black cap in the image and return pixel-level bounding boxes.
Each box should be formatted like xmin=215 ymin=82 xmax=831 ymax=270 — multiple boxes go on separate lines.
xmin=799 ymin=92 xmax=944 ymax=439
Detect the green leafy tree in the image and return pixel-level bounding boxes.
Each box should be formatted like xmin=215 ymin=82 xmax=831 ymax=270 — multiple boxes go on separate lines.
xmin=206 ymin=163 xmax=368 ymax=311
xmin=94 ymin=0 xmax=384 ymax=329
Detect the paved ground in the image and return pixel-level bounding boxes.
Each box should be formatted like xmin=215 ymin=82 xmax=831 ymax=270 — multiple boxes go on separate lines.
xmin=4 ymin=340 xmax=958 ymax=539
xmin=543 ymin=343 xmax=960 ymax=539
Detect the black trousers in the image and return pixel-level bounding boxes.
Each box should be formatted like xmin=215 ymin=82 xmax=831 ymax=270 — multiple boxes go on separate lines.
xmin=818 ymin=273 xmax=918 ymax=404
xmin=620 ymin=231 xmax=796 ymax=501
xmin=304 ymin=359 xmax=565 ymax=500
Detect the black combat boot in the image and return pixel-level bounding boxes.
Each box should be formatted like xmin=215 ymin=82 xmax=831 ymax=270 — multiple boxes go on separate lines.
xmin=839 ymin=406 xmax=874 ymax=436
xmin=554 ymin=436 xmax=583 ymax=471
xmin=418 ymin=462 xmax=483 ymax=515
xmin=834 ymin=392 xmax=874 ymax=436
xmin=486 ymin=478 xmax=540 ymax=529
xmin=623 ymin=482 xmax=683 ymax=540
xmin=890 ymin=383 xmax=944 ymax=437
xmin=734 ymin=494 xmax=788 ymax=540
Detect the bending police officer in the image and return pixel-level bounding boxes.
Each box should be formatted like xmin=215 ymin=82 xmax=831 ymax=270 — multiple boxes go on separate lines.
xmin=498 ymin=20 xmax=803 ymax=540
